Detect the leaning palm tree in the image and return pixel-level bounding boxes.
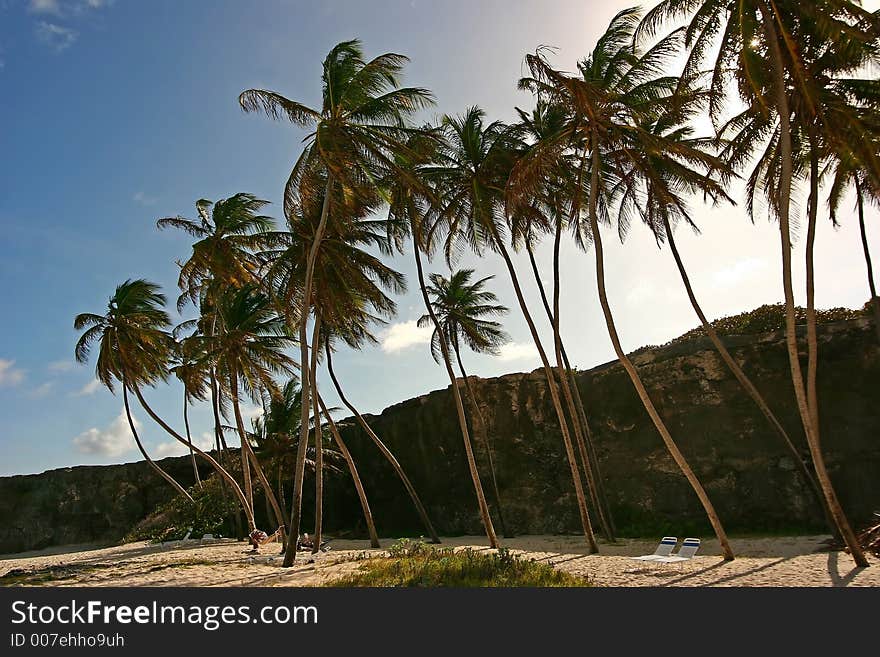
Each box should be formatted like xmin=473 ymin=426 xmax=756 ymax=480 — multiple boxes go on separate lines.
xmin=641 ymin=0 xmax=874 ymax=565
xmin=73 ymin=280 xmax=257 ymax=532
xmin=204 ymin=284 xmax=296 ymax=541
xmin=511 ymin=100 xmax=617 ymax=541
xmin=385 ymin=129 xmax=500 ymax=547
xmin=239 ymin=39 xmax=434 ymax=566
xmin=419 ymin=269 xmax=511 ymax=537
xmin=74 ymin=280 xmax=194 ymax=504
xmin=169 ymin=333 xmax=207 ymax=489
xmin=429 ymin=106 xmax=598 ymax=552
xmin=518 ymin=9 xmax=734 ymax=559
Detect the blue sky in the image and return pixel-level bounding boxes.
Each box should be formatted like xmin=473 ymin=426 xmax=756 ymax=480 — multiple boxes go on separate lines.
xmin=1 ymin=0 xmax=878 ymax=476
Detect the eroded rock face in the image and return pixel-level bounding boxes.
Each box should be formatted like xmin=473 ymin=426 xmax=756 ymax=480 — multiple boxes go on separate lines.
xmin=1 ymin=318 xmax=878 ymax=553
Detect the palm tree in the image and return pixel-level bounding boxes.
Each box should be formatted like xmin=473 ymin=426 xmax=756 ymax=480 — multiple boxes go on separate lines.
xmin=511 ymin=100 xmax=617 ymax=541
xmin=169 ymin=332 xmax=207 ymax=489
xmin=419 ymin=269 xmax=511 ymax=536
xmin=518 ymin=9 xmax=735 ymax=559
xmin=829 ymin=153 xmax=880 ymax=343
xmin=74 ymin=280 xmax=194 ymax=503
xmin=204 ymin=285 xmax=295 ymax=541
xmin=385 ymin=129 xmax=500 ymax=547
xmin=642 ymin=0 xmax=874 ymax=565
xmin=239 ymin=39 xmax=434 ymax=566
xmin=430 ymin=106 xmax=598 ymax=552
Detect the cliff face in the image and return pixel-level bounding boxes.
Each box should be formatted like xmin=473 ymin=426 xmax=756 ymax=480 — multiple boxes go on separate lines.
xmin=2 ymin=318 xmax=878 ymax=553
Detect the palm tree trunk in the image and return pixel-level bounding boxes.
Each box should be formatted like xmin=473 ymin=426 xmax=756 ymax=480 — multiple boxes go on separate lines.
xmin=317 ymin=393 xmax=380 ymax=547
xmin=526 ymin=241 xmax=616 ymax=537
xmin=549 ymin=221 xmax=614 ymax=541
xmin=856 ymin=179 xmax=880 ymax=343
xmin=277 ymin=465 xmax=288 ymax=523
xmin=182 ymin=388 xmax=202 ymax=489
xmin=762 ymin=10 xmax=867 ymax=567
xmin=284 ymin=177 xmax=333 ymax=568
xmin=488 ymin=222 xmax=598 ymax=552
xmin=310 ymin=317 xmax=323 ymax=554
xmin=412 ymin=231 xmax=498 ymax=548
xmin=587 ymin=140 xmax=733 ymax=560
xmin=325 ymin=344 xmax=441 ymax=543
xmin=229 ymin=371 xmax=287 ymax=545
xmin=132 ymin=385 xmax=255 ymax=530
xmin=211 ymin=370 xmax=242 ymax=539
xmin=452 ymin=341 xmax=510 ymax=537
xmin=122 ymin=380 xmax=194 ymax=504
xmin=662 ymin=214 xmax=834 ymax=530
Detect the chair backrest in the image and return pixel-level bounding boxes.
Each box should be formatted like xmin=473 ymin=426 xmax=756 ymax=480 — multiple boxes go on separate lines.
xmin=654 ymin=537 xmax=678 ymax=557
xmin=676 ymin=538 xmax=701 ymax=559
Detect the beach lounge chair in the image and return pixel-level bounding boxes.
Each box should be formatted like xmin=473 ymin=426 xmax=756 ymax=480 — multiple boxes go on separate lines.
xmin=654 ymin=537 xmax=701 ymax=563
xmin=630 ymin=537 xmax=678 ymax=561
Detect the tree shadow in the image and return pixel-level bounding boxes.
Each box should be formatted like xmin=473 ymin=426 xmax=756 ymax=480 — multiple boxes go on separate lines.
xmin=826 ymin=552 xmax=868 ymax=587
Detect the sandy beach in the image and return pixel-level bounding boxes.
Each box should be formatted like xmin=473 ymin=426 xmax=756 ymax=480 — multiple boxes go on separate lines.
xmin=1 ymin=534 xmax=877 ymax=587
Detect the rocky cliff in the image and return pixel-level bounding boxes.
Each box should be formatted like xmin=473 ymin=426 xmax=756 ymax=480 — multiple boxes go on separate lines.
xmin=2 ymin=318 xmax=878 ymax=553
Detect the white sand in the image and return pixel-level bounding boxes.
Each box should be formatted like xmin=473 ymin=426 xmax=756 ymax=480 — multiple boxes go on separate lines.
xmin=1 ymin=535 xmax=877 ymax=587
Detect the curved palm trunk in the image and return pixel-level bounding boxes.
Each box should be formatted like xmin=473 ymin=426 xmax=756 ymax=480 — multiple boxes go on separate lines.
xmin=317 ymin=393 xmax=380 ymax=547
xmin=452 ymin=341 xmax=510 ymax=538
xmin=663 ymin=214 xmax=833 ymax=530
xmin=526 ymin=241 xmax=616 ymax=538
xmin=132 ymin=385 xmax=255 ymax=530
xmin=412 ymin=234 xmax=498 ymax=548
xmin=325 ymin=344 xmax=441 ymax=543
xmin=284 ymin=177 xmax=334 ymax=568
xmin=122 ymin=381 xmax=194 ymax=503
xmin=211 ymin=370 xmax=243 ymax=540
xmin=229 ymin=371 xmax=287 ymax=545
xmin=762 ymin=11 xmax=867 ymax=567
xmin=587 ymin=141 xmax=733 ymax=560
xmin=488 ymin=222 xmax=598 ymax=552
xmin=182 ymin=388 xmax=202 ymax=489
xmin=310 ymin=318 xmax=323 ymax=554
xmin=549 ymin=222 xmax=614 ymax=541
xmin=856 ymin=180 xmax=880 ymax=343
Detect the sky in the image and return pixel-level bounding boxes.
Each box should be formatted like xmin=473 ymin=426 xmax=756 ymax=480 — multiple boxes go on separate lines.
xmin=1 ymin=0 xmax=878 ymax=476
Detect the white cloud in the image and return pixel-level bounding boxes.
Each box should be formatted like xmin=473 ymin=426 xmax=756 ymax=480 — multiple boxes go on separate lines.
xmin=242 ymin=405 xmax=264 ymax=421
xmin=72 ymin=409 xmax=138 ymax=457
xmin=155 ymin=431 xmax=214 ymax=458
xmin=35 ymin=21 xmax=78 ymax=51
xmin=29 ymin=381 xmax=54 ymax=398
xmin=76 ymin=379 xmax=102 ymax=396
xmin=496 ymin=341 xmax=539 ymax=362
xmin=48 ymin=359 xmax=75 ymax=372
xmin=28 ymin=0 xmax=61 ymax=14
xmin=0 ymin=359 xmax=25 ymax=386
xmin=380 ymin=320 xmax=433 ymax=353
xmin=133 ymin=191 xmax=157 ymax=206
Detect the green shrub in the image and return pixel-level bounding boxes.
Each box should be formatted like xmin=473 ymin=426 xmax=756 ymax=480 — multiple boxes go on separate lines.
xmin=331 ymin=544 xmax=592 ymax=587
xmin=124 ymin=476 xmax=240 ymax=543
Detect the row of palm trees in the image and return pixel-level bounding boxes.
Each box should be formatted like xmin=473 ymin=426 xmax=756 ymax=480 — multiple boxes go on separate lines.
xmin=75 ymin=1 xmax=878 ymax=568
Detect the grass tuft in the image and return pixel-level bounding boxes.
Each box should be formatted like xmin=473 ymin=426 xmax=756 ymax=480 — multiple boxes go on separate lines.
xmin=330 ymin=539 xmax=592 ymax=587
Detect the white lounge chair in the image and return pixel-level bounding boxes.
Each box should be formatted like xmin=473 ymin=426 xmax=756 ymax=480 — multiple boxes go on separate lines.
xmin=630 ymin=537 xmax=678 ymax=561
xmin=654 ymin=537 xmax=701 ymax=563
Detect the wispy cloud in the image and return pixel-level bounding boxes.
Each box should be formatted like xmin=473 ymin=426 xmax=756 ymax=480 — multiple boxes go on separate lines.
xmin=155 ymin=431 xmax=214 ymax=458
xmin=48 ymin=359 xmax=75 ymax=373
xmin=710 ymin=257 xmax=768 ymax=289
xmin=28 ymin=0 xmax=62 ymax=15
xmin=29 ymin=381 xmax=54 ymax=398
xmin=36 ymin=21 xmax=78 ymax=51
xmin=72 ymin=409 xmax=137 ymax=457
xmin=76 ymin=379 xmax=102 ymax=396
xmin=496 ymin=341 xmax=539 ymax=362
xmin=0 ymin=359 xmax=26 ymax=387
xmin=133 ymin=191 xmax=157 ymax=206
xmin=380 ymin=320 xmax=433 ymax=353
